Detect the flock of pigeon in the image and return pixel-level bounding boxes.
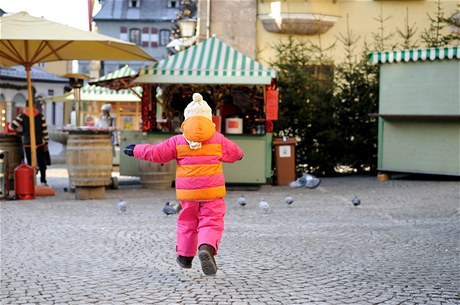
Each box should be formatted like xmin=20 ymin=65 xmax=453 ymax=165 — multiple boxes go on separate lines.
xmin=237 ymin=195 xmax=293 ymax=213
xmin=237 ymin=194 xmax=360 ymax=214
xmin=116 ymin=172 xmax=361 ymax=216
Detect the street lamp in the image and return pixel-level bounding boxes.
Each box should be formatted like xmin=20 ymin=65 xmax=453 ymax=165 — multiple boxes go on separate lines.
xmin=178 ymin=18 xmax=197 ymax=38
xmin=167 ymin=18 xmax=197 ymax=53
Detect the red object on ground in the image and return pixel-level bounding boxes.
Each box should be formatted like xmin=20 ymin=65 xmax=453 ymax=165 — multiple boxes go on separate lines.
xmin=14 ymin=163 xmax=35 ymax=200
xmin=35 ymin=185 xmax=55 ymax=196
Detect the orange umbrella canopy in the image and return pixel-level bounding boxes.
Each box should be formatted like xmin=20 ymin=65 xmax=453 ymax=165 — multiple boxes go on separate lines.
xmin=0 ymin=11 xmax=156 ymax=169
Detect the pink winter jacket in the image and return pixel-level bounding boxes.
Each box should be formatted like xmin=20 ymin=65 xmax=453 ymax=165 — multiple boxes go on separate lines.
xmin=133 ymin=118 xmax=243 ymax=201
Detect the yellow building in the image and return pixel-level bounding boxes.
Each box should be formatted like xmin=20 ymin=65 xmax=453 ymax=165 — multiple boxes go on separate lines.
xmin=256 ymin=0 xmax=459 ymax=65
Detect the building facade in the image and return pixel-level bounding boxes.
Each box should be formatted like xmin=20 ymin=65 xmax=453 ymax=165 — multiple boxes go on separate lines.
xmin=0 ymin=66 xmax=69 ymax=131
xmin=84 ymin=0 xmax=179 ymax=78
xmin=256 ymin=0 xmax=459 ymax=65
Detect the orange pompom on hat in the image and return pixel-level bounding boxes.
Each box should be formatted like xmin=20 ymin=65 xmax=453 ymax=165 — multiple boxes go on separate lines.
xmin=182 ymin=93 xmax=216 ymax=150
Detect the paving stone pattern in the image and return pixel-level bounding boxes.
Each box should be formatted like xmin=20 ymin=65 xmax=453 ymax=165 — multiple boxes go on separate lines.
xmin=1 ymin=169 xmax=459 ymax=305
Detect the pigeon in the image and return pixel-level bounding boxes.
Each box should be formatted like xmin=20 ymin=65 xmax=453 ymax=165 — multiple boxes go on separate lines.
xmin=237 ymin=195 xmax=247 ymax=207
xmin=163 ymin=201 xmax=182 ymax=215
xmin=352 ymin=196 xmax=361 ymax=206
xmin=258 ymin=198 xmax=271 ymax=213
xmin=290 ymin=173 xmax=321 ymax=189
xmin=284 ymin=195 xmax=294 ymax=205
xmin=305 ymin=174 xmax=321 ymax=189
xmin=118 ymin=198 xmax=127 ymax=214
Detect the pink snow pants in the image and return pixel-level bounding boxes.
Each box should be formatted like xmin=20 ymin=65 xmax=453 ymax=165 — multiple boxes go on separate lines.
xmin=176 ymin=197 xmax=226 ymax=257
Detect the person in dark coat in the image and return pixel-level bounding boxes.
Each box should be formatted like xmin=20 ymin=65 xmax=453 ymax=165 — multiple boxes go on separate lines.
xmin=9 ymin=106 xmax=49 ymax=186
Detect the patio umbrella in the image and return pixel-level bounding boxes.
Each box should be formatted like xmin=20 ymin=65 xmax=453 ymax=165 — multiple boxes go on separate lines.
xmin=0 ymin=11 xmax=156 ymax=169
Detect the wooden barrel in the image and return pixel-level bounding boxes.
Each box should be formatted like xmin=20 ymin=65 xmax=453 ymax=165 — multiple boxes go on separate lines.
xmin=0 ymin=134 xmax=23 ymax=190
xmin=138 ymin=141 xmax=173 ymax=190
xmin=66 ymin=132 xmax=113 ymax=187
xmin=139 ymin=160 xmax=172 ymax=190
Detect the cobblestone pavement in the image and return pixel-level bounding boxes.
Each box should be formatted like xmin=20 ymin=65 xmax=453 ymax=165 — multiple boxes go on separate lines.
xmin=1 ymin=166 xmax=459 ymax=305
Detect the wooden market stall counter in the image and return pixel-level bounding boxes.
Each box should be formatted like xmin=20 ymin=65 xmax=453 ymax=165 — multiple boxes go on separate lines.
xmin=119 ymin=130 xmax=273 ymax=185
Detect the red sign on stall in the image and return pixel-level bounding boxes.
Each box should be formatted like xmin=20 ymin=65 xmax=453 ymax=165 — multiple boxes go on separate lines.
xmin=266 ymin=85 xmax=278 ymax=121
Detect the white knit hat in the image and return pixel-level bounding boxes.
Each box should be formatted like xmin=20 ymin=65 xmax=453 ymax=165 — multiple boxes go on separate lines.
xmin=183 ymin=93 xmax=212 ymax=121
xmin=101 ymin=104 xmax=111 ymax=111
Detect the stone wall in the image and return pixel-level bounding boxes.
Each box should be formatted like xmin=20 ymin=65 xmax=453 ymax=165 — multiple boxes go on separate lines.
xmin=197 ymin=0 xmax=256 ymax=58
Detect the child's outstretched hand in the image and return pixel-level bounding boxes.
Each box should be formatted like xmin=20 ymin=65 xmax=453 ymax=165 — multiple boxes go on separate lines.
xmin=123 ymin=144 xmax=136 ymax=157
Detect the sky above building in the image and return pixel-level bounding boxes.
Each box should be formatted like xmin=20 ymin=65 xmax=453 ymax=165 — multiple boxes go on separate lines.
xmin=1 ymin=0 xmax=101 ymax=31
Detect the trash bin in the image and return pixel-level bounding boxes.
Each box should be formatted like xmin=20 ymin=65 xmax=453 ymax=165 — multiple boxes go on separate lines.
xmin=273 ymin=137 xmax=296 ymax=186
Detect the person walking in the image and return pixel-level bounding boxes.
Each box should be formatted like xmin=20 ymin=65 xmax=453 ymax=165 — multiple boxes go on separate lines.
xmin=9 ymin=105 xmax=49 ymax=186
xmin=96 ymin=104 xmax=115 ymax=128
xmin=96 ymin=103 xmax=118 ymax=146
xmin=123 ymin=93 xmax=243 ymax=275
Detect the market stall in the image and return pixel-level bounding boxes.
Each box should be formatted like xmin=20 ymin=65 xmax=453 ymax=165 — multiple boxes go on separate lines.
xmin=44 ymin=83 xmax=142 ymax=166
xmin=369 ymin=46 xmax=459 ymax=176
xmin=44 ymin=83 xmax=142 ymax=129
xmin=120 ymin=36 xmax=278 ymax=184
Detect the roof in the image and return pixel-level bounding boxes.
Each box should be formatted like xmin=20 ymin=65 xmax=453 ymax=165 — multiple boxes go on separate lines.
xmin=42 ymin=84 xmax=142 ymax=102
xmin=134 ymin=36 xmax=277 ymax=85
xmin=369 ymin=46 xmax=459 ymax=64
xmin=0 ymin=65 xmax=68 ymax=83
xmin=93 ymin=0 xmax=178 ymax=21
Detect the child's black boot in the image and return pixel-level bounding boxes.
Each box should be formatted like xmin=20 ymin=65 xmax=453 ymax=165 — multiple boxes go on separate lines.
xmin=198 ymin=244 xmax=217 ymax=275
xmin=176 ymin=255 xmax=194 ymax=269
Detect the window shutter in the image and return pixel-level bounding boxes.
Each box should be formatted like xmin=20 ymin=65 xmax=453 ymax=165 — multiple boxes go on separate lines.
xmin=141 ymin=27 xmax=149 ymax=47
xmin=150 ymin=27 xmax=159 ymax=48
xmin=120 ymin=26 xmax=128 ymax=41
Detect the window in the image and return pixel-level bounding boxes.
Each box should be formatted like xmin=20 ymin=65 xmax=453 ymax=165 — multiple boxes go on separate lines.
xmin=168 ymin=0 xmax=177 ymax=8
xmin=159 ymin=29 xmax=171 ymax=46
xmin=129 ymin=28 xmax=141 ymax=45
xmin=128 ymin=0 xmax=140 ymax=8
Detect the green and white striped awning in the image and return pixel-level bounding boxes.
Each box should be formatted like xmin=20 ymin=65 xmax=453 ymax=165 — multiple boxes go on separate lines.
xmin=42 ymin=84 xmax=142 ymax=102
xmin=369 ymin=46 xmax=459 ymax=64
xmin=90 ymin=65 xmax=138 ymax=83
xmin=135 ymin=36 xmax=277 ymax=85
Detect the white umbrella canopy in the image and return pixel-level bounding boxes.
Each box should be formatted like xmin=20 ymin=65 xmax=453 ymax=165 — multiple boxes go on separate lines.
xmin=0 ymin=11 xmax=156 ymax=169
xmin=0 ymin=12 xmax=155 ymax=66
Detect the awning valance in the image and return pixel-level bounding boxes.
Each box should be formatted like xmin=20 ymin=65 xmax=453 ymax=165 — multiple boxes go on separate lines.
xmin=41 ymin=84 xmax=142 ymax=102
xmin=134 ymin=36 xmax=277 ymax=85
xmin=368 ymin=46 xmax=459 ymax=64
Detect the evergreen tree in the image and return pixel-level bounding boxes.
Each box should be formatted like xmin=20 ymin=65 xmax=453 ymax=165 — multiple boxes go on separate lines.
xmin=441 ymin=4 xmax=460 ymax=44
xmin=420 ymin=0 xmax=453 ymax=47
xmin=270 ymin=37 xmax=337 ymax=176
xmin=372 ymin=5 xmax=397 ymax=51
xmin=334 ymin=16 xmax=379 ymax=174
xmin=396 ymin=8 xmax=419 ymax=49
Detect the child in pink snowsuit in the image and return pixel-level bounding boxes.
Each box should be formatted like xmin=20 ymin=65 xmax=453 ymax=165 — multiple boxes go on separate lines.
xmin=123 ymin=93 xmax=243 ymax=275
